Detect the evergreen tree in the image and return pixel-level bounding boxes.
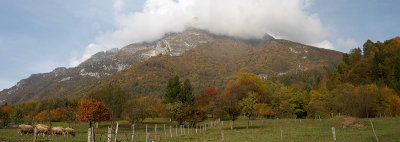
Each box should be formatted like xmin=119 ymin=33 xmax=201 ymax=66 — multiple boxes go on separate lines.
xmin=164 ymin=75 xmax=182 ymax=104
xmin=180 ymin=79 xmax=194 ymax=105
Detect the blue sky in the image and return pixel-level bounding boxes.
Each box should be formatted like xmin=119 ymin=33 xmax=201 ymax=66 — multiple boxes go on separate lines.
xmin=0 ymin=0 xmax=399 ymax=90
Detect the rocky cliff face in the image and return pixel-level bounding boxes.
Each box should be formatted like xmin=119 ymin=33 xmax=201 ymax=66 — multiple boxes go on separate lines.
xmin=0 ymin=29 xmax=216 ymax=104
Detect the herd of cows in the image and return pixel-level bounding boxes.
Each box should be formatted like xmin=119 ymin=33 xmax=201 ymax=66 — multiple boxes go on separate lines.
xmin=17 ymin=124 xmax=75 ymax=137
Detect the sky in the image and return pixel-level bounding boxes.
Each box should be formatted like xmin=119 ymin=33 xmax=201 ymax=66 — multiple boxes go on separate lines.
xmin=0 ymin=0 xmax=399 ymax=90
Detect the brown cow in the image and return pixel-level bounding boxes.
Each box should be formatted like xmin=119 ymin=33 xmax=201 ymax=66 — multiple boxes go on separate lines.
xmin=17 ymin=124 xmax=34 ymax=135
xmin=51 ymin=127 xmax=66 ymax=136
xmin=65 ymin=127 xmax=75 ymax=136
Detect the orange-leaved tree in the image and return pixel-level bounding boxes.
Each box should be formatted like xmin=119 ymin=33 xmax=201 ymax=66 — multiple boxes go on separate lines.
xmin=75 ymin=98 xmax=110 ymax=122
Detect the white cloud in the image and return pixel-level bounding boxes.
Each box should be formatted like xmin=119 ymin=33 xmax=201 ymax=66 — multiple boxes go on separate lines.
xmin=336 ymin=38 xmax=358 ymax=48
xmin=311 ymin=40 xmax=334 ymax=50
xmin=70 ymin=0 xmax=332 ymax=67
xmin=113 ymin=0 xmax=124 ymax=14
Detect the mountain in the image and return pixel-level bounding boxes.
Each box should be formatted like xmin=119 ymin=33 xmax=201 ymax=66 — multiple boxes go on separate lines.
xmin=73 ymin=35 xmax=342 ymax=99
xmin=0 ymin=29 xmax=215 ymax=104
xmin=0 ymin=29 xmax=343 ymax=104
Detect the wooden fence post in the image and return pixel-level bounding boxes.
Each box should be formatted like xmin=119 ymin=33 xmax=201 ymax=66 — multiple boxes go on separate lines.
xmin=370 ymin=120 xmax=379 ymax=142
xmin=331 ymin=127 xmax=336 ymax=141
xmin=146 ymin=133 xmax=149 ymax=142
xmin=33 ymin=127 xmax=37 ymax=142
xmin=146 ymin=124 xmax=148 ymax=136
xmin=114 ymin=122 xmax=119 ymax=142
xmin=170 ymin=125 xmax=172 ymax=138
xmin=221 ymin=130 xmax=225 ymax=141
xmin=175 ymin=125 xmax=177 ymax=136
xmin=164 ymin=124 xmax=166 ymax=139
xmin=196 ymin=126 xmax=198 ymax=134
xmin=155 ymin=124 xmax=157 ymax=139
xmin=92 ymin=127 xmax=95 ymax=142
xmin=87 ymin=128 xmax=91 ymax=142
xmin=107 ymin=127 xmax=112 ymax=142
xmin=131 ymin=124 xmax=135 ymax=141
xmin=280 ymin=126 xmax=283 ymax=141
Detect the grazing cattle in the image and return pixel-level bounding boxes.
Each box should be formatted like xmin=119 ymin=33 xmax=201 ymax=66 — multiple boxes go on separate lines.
xmin=65 ymin=127 xmax=75 ymax=136
xmin=17 ymin=124 xmax=34 ymax=135
xmin=52 ymin=127 xmax=66 ymax=136
xmin=35 ymin=124 xmax=50 ymax=137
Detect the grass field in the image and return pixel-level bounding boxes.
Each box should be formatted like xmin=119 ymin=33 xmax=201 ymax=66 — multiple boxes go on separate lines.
xmin=0 ymin=116 xmax=399 ymax=142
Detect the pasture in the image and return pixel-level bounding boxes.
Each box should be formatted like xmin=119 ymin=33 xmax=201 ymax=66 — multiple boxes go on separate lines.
xmin=0 ymin=116 xmax=399 ymax=142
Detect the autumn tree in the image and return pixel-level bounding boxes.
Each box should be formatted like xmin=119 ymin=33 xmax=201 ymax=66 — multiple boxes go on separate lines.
xmin=254 ymin=103 xmax=274 ymax=126
xmin=271 ymin=86 xmax=308 ymax=118
xmin=371 ymin=50 xmax=387 ymax=83
xmin=35 ymin=110 xmax=50 ymax=122
xmin=75 ymin=98 xmax=110 ymax=124
xmin=333 ymin=83 xmax=357 ymax=116
xmin=349 ymin=48 xmax=362 ymax=64
xmin=217 ymin=81 xmax=241 ymax=130
xmin=239 ymin=93 xmax=257 ymax=129
xmin=363 ymin=40 xmax=376 ymax=58
xmin=154 ymin=99 xmax=162 ymax=117
xmin=124 ymin=97 xmax=156 ymax=124
xmin=89 ymin=84 xmax=128 ymax=125
xmin=10 ymin=107 xmax=24 ymax=124
xmin=62 ymin=98 xmax=77 ymax=127
xmin=0 ymin=104 xmax=12 ymax=127
xmin=388 ymin=94 xmax=400 ymax=115
xmin=182 ymin=105 xmax=207 ymax=125
xmin=50 ymin=108 xmax=64 ymax=122
xmin=196 ymin=87 xmax=218 ymax=117
xmin=277 ymin=100 xmax=293 ymax=118
xmin=254 ymin=103 xmax=274 ymax=118
xmin=165 ymin=102 xmax=206 ymax=125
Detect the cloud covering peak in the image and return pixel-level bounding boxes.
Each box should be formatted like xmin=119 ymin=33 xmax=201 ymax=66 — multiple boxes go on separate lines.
xmin=70 ymin=0 xmax=331 ymax=67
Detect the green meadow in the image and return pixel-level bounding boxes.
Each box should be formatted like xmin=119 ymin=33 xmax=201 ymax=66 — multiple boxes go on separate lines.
xmin=1 ymin=116 xmax=399 ymax=142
